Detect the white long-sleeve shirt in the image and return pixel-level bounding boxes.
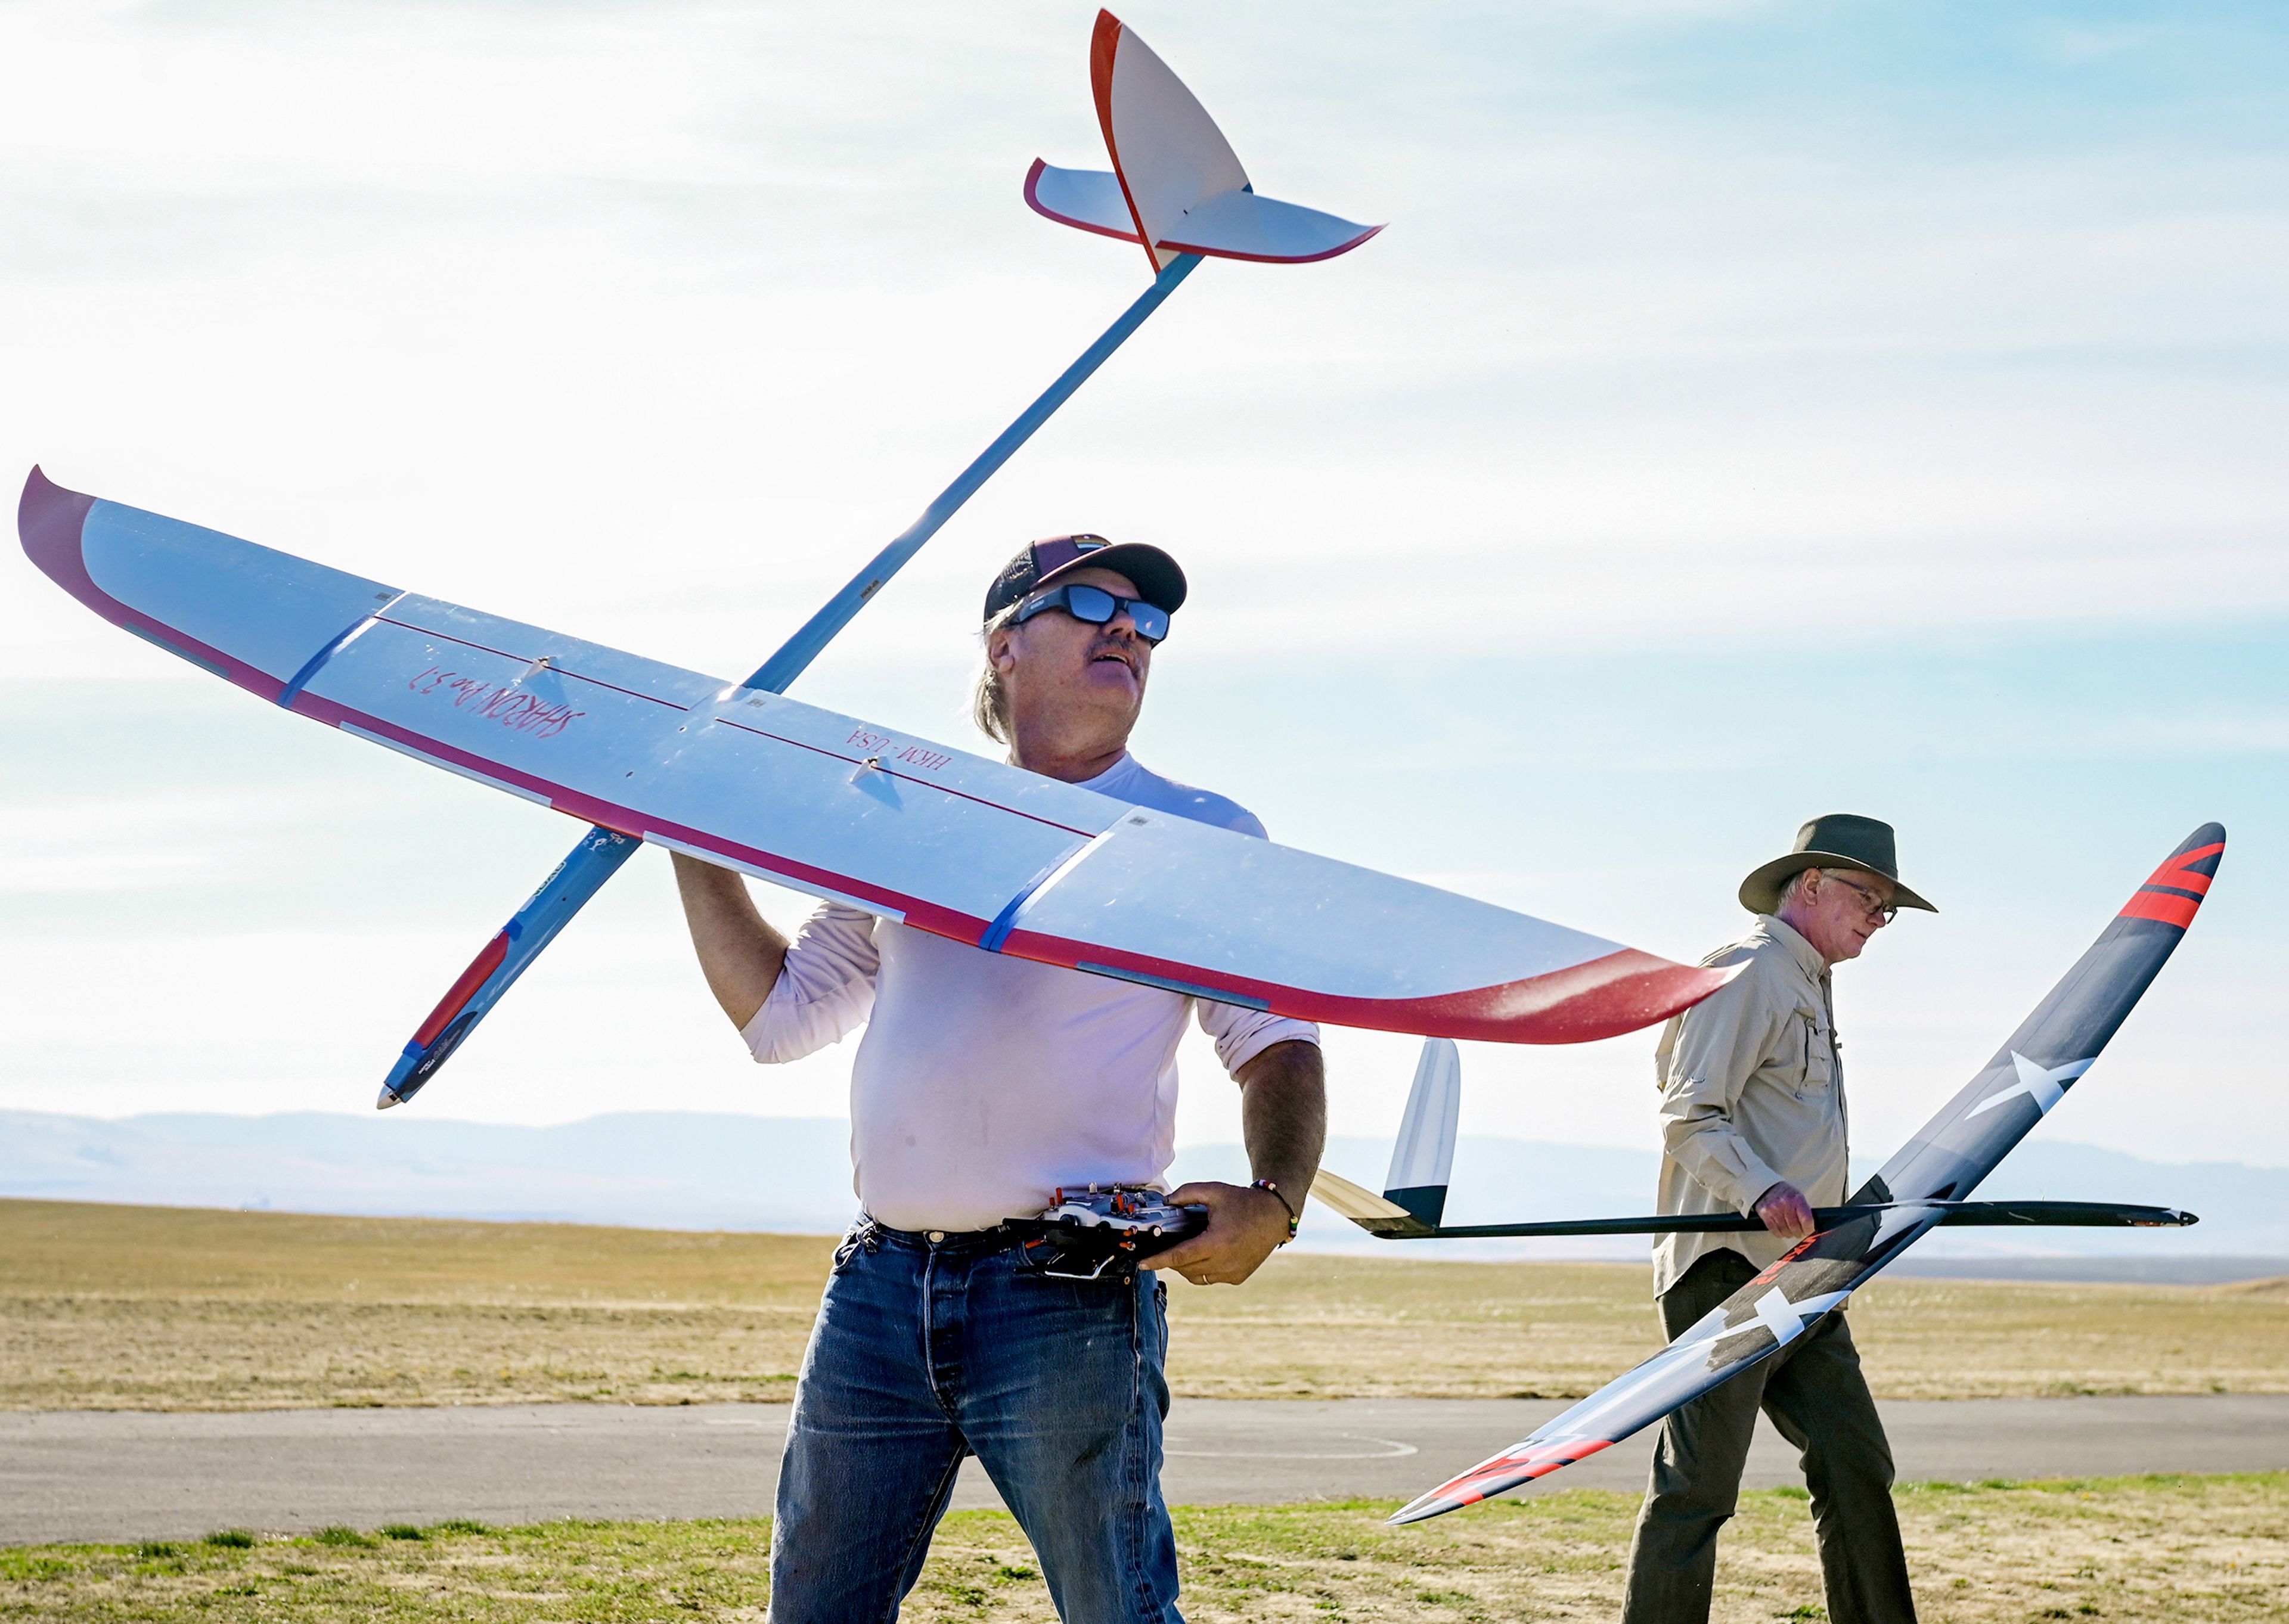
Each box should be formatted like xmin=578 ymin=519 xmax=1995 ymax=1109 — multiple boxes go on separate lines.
xmin=740 ymin=752 xmax=1320 ymax=1232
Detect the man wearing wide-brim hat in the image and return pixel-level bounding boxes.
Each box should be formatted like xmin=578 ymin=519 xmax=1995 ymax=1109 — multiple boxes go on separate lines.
xmin=1621 ymin=814 xmax=1934 ymax=1624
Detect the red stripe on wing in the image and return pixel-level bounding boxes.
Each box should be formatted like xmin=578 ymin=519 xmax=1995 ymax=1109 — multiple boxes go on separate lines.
xmin=1088 ymin=11 xmax=1158 ymax=272
xmin=2145 ymin=842 xmax=2223 ymax=896
xmin=1409 ymin=1439 xmax=1615 ymax=1514
xmin=1155 ymin=221 xmax=1387 ymax=265
xmin=999 ymin=929 xmax=1733 ymax=1044
xmin=411 ymin=930 xmax=510 ymax=1047
xmin=2118 ymin=889 xmax=2200 ymax=929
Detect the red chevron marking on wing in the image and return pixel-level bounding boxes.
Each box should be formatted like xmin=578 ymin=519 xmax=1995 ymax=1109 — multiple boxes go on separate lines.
xmin=2118 ymin=841 xmax=2223 ymax=927
xmin=2119 ymin=889 xmax=2200 ymax=928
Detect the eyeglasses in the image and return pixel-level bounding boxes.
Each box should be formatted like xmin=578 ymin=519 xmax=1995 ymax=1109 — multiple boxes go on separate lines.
xmin=1823 ymin=872 xmax=1898 ymax=924
xmin=1012 ymin=583 xmax=1171 ymax=644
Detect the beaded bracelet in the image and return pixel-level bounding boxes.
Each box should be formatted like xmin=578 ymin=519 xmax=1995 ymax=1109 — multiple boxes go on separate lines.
xmin=1251 ymin=1178 xmax=1300 ymax=1244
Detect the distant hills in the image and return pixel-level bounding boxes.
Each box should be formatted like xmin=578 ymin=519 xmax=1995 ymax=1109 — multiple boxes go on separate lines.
xmin=4 ymin=1110 xmax=2283 ymax=1274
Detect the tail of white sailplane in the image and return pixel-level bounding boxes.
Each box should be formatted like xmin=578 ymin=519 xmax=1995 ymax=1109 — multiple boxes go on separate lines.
xmin=1384 ymin=1038 xmax=1462 ymax=1226
xmin=1026 ymin=11 xmax=1384 ymax=270
xmin=1310 ymin=1039 xmax=1463 ymax=1240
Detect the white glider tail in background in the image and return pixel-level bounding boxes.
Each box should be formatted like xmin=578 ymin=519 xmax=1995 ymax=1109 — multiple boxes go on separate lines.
xmin=1025 ymin=12 xmax=1383 ymax=267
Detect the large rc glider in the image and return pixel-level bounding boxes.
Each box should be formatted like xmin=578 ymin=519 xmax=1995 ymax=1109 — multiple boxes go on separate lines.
xmin=18 ymin=14 xmax=1727 ymax=1108
xmin=1306 ymin=827 xmax=2222 ymax=1524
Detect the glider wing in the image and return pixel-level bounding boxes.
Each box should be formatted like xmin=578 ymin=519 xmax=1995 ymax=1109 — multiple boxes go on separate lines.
xmin=1023 ymin=160 xmax=1142 ymax=246
xmin=20 ymin=469 xmax=1727 ymax=1046
xmin=1027 ymin=13 xmax=1382 ymax=268
xmin=1391 ymin=822 xmax=2225 ymax=1524
xmin=1319 ymin=1198 xmax=2195 ymax=1241
xmin=1309 ymin=1169 xmax=1434 ymax=1239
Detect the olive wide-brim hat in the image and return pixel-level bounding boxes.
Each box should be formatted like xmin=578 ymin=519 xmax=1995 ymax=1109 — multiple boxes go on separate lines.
xmin=1738 ymin=813 xmax=1936 ymax=916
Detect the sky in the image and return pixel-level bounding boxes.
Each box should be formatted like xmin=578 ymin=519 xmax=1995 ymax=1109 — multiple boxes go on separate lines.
xmin=4 ymin=1 xmax=2286 ymax=1173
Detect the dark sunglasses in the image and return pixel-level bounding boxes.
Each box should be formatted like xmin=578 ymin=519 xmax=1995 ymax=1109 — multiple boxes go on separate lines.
xmin=1011 ymin=583 xmax=1171 ymax=644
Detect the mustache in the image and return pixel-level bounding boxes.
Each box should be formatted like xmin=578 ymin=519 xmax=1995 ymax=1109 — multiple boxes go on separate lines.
xmin=1088 ymin=636 xmax=1141 ymax=671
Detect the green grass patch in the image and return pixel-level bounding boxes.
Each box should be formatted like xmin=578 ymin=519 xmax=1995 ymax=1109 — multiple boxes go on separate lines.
xmin=0 ymin=1476 xmax=2281 ymax=1621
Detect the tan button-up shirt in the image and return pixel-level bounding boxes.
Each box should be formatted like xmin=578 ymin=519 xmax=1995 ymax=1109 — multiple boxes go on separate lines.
xmin=1651 ymin=914 xmax=1848 ymax=1296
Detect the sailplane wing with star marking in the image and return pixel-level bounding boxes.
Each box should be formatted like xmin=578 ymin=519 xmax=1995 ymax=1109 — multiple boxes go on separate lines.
xmin=1391 ymin=822 xmax=2225 ymax=1525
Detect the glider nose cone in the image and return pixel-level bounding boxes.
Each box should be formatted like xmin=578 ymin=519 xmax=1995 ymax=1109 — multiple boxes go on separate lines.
xmin=378 ymin=1052 xmax=430 ymax=1110
xmin=377 ymin=1061 xmax=424 ymax=1111
xmin=1388 ymin=1491 xmax=1462 ymax=1526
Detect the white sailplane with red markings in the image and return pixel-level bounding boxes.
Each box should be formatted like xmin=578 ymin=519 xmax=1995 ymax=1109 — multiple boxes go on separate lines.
xmin=17 ymin=13 xmax=1730 ymax=1109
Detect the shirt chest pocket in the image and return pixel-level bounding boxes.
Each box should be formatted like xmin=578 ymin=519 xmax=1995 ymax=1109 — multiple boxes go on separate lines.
xmin=1793 ymin=1009 xmax=1837 ymax=1100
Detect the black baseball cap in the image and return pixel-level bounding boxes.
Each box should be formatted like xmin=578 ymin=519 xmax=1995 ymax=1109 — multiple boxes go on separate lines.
xmin=982 ymin=534 xmax=1187 ymax=626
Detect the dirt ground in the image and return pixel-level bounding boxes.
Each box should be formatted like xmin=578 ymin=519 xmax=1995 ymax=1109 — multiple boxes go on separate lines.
xmin=5 ymin=1198 xmax=2285 ymax=1410
xmin=2 ymin=1474 xmax=2281 ymax=1622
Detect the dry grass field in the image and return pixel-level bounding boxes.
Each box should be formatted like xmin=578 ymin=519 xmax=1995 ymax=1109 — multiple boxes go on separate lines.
xmin=4 ymin=1198 xmax=2285 ymax=1411
xmin=2 ymin=1474 xmax=2282 ymax=1622
xmin=1158 ymin=1251 xmax=2289 ymax=1403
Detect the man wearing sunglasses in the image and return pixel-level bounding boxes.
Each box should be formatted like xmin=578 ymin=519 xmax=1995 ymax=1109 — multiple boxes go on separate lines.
xmin=669 ymin=534 xmax=1325 ymax=1624
xmin=1623 ymin=813 xmax=1935 ymax=1624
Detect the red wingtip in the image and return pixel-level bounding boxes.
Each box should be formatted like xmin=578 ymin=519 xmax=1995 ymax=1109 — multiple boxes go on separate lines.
xmin=18 ymin=468 xmax=289 ymax=700
xmin=998 ymin=936 xmax=1736 ymax=1046
xmin=19 ymin=464 xmax=101 ymax=606
xmin=1089 ymin=11 xmax=1122 ymax=142
xmin=2117 ymin=835 xmax=2225 ymax=929
xmin=1389 ymin=952 xmax=1735 ymax=1045
xmin=1023 ymin=157 xmax=1146 ymax=246
xmin=1394 ymin=1437 xmax=1616 ymax=1523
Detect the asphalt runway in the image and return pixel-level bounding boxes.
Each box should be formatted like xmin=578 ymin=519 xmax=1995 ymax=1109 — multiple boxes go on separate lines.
xmin=7 ymin=1394 xmax=2286 ymax=1545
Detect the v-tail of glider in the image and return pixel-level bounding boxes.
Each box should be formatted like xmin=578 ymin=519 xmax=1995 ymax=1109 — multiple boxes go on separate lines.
xmin=1361 ymin=825 xmax=2222 ymax=1524
xmin=1023 ymin=12 xmax=1383 ymax=269
xmin=360 ymin=9 xmax=1380 ymax=1106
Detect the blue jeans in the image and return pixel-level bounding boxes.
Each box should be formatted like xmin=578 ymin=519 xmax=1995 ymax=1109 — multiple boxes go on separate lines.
xmin=769 ymin=1219 xmax=1181 ymax=1624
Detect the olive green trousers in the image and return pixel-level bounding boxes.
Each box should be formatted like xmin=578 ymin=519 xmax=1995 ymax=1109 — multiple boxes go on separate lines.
xmin=1620 ymin=1249 xmax=1916 ymax=1624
